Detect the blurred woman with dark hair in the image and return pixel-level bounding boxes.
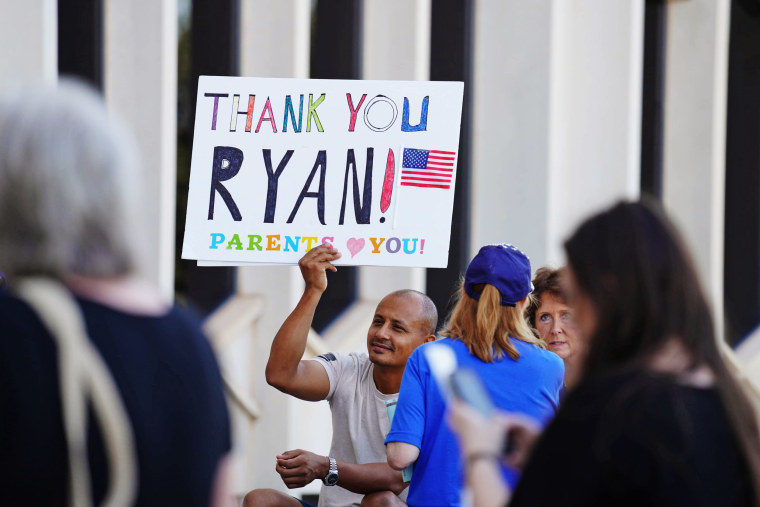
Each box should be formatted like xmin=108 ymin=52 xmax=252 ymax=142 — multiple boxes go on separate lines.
xmin=451 ymin=200 xmax=760 ymax=507
xmin=526 ymin=267 xmax=583 ymax=389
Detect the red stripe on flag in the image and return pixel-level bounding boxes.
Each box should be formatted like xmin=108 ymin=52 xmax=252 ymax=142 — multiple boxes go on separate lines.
xmin=430 ymin=150 xmax=456 ymax=155
xmin=402 ymin=170 xmax=453 ymax=177
xmin=426 ymin=162 xmax=454 ymax=169
xmin=428 ymin=156 xmax=455 ymax=161
xmin=400 ymin=182 xmax=451 ymax=189
xmin=401 ymin=176 xmax=452 ymax=183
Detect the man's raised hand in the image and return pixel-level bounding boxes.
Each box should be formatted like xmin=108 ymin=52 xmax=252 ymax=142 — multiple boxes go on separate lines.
xmin=299 ymin=244 xmax=342 ymax=293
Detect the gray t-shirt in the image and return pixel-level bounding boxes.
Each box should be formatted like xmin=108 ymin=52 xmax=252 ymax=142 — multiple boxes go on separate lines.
xmin=313 ymin=351 xmax=401 ymax=507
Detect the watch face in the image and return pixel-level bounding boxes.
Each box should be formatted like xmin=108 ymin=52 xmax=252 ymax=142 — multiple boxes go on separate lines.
xmin=326 ymin=472 xmax=339 ymax=486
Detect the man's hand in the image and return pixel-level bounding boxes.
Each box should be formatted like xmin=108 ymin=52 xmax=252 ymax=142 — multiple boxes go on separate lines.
xmin=299 ymin=244 xmax=341 ymax=293
xmin=448 ymin=401 xmax=541 ymax=471
xmin=275 ymin=449 xmax=329 ymax=489
xmin=275 ymin=450 xmax=408 ymax=496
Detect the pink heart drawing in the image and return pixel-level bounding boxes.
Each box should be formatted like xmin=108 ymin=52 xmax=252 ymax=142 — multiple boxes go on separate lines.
xmin=347 ymin=238 xmax=365 ymax=258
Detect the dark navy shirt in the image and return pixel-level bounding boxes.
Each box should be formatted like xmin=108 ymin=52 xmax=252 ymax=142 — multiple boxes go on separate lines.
xmin=510 ymin=369 xmax=755 ymax=506
xmin=0 ymin=292 xmax=231 ymax=506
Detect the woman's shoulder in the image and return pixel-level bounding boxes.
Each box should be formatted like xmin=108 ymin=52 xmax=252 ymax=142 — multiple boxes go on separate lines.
xmin=512 ymin=338 xmax=565 ymax=368
xmin=562 ymin=368 xmax=723 ymax=429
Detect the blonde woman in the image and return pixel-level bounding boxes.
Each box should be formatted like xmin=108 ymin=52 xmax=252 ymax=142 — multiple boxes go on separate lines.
xmin=385 ymin=244 xmax=564 ymax=507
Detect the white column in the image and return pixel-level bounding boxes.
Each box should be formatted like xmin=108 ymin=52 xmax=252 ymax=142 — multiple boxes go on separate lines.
xmin=662 ymin=0 xmax=730 ymax=338
xmin=0 ymin=0 xmax=57 ymax=86
xmin=240 ymin=0 xmax=311 ymax=79
xmin=237 ymin=0 xmax=321 ymax=496
xmin=471 ymin=0 xmax=554 ymax=266
xmin=471 ymin=0 xmax=643 ymax=269
xmin=103 ymin=0 xmax=178 ymax=298
xmin=363 ymin=0 xmax=430 ymax=82
xmin=360 ymin=0 xmax=431 ymax=298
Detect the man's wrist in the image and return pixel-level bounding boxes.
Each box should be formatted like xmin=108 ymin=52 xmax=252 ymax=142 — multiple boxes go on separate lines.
xmin=303 ymin=286 xmax=325 ymax=299
xmin=320 ymin=455 xmax=330 ymax=477
xmin=321 ymin=456 xmax=339 ymax=486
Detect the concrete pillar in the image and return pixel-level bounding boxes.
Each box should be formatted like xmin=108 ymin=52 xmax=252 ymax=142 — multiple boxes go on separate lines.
xmin=662 ymin=0 xmax=731 ymax=338
xmin=0 ymin=0 xmax=57 ymax=86
xmin=471 ymin=0 xmax=643 ymax=268
xmin=240 ymin=0 xmax=311 ymax=79
xmin=237 ymin=0 xmax=321 ymax=496
xmin=103 ymin=0 xmax=178 ymax=298
xmin=360 ymin=0 xmax=431 ymax=298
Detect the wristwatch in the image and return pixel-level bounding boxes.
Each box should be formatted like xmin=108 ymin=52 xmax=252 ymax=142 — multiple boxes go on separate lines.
xmin=322 ymin=456 xmax=339 ymax=486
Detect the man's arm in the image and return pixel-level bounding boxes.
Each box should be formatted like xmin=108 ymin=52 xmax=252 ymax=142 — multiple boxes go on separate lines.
xmin=276 ymin=449 xmax=407 ymax=495
xmin=386 ymin=441 xmax=420 ymax=471
xmin=265 ymin=245 xmax=341 ymax=401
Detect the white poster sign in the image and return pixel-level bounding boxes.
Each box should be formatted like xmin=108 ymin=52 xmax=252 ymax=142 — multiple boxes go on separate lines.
xmin=182 ymin=76 xmax=464 ymax=267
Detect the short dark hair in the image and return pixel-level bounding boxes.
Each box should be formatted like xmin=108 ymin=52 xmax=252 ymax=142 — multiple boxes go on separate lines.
xmin=526 ymin=267 xmax=563 ymax=327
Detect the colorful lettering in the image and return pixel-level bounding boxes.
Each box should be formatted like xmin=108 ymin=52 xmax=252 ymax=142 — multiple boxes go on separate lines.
xmin=230 ymin=94 xmax=255 ymax=132
xmin=302 ymin=236 xmax=318 ymax=250
xmin=401 ymin=96 xmax=429 ymax=132
xmin=204 ymin=92 xmax=228 ymax=130
xmin=370 ymin=237 xmax=386 ymax=253
xmin=307 ymin=93 xmax=325 ymax=132
xmin=346 ymin=93 xmax=367 ymax=132
xmin=386 ymin=237 xmax=401 ymax=253
xmin=283 ymin=94 xmax=303 ymax=133
xmin=266 ymin=235 xmax=281 ymax=251
xmin=255 ymin=97 xmax=278 ymax=133
xmin=284 ymin=236 xmax=301 ymax=252
xmin=210 ymin=233 xmax=225 ymax=249
xmin=226 ymin=234 xmax=243 ymax=250
xmin=248 ymin=235 xmax=263 ymax=251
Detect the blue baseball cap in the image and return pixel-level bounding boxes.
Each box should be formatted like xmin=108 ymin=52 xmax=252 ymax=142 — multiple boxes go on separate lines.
xmin=464 ymin=244 xmax=533 ymax=307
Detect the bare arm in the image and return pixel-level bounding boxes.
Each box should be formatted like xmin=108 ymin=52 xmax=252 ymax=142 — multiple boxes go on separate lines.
xmin=276 ymin=450 xmax=407 ymax=495
xmin=447 ymin=401 xmax=544 ymax=507
xmin=265 ymin=245 xmax=341 ymax=401
xmin=465 ymin=458 xmax=510 ymax=507
xmin=386 ymin=441 xmax=420 ymax=471
xmin=335 ymin=461 xmax=406 ymax=495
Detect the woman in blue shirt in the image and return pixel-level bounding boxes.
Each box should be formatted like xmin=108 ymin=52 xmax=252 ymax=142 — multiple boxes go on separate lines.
xmin=385 ymin=244 xmax=564 ymax=506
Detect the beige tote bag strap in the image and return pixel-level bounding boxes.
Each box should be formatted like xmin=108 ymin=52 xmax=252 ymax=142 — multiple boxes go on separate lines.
xmin=17 ymin=278 xmax=137 ymax=507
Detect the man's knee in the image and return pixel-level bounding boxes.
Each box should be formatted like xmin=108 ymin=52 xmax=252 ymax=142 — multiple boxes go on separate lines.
xmin=243 ymin=488 xmax=297 ymax=507
xmin=361 ymin=490 xmax=405 ymax=507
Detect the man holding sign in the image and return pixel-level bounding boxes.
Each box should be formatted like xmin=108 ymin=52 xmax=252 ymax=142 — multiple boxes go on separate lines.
xmin=243 ymin=244 xmax=437 ymax=507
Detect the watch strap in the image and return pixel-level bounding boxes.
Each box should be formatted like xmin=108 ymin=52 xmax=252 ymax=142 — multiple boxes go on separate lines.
xmin=322 ymin=456 xmax=338 ymax=485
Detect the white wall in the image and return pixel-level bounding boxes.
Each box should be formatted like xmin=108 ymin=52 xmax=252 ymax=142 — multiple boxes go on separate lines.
xmin=0 ymin=0 xmax=57 ymax=86
xmin=662 ymin=0 xmax=731 ymax=337
xmin=471 ymin=0 xmax=643 ymax=270
xmin=233 ymin=0 xmax=325 ymax=498
xmin=104 ymin=0 xmax=178 ymax=298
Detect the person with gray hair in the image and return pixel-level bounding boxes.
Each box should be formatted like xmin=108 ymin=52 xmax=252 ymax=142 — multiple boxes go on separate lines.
xmin=0 ymin=79 xmax=232 ymax=506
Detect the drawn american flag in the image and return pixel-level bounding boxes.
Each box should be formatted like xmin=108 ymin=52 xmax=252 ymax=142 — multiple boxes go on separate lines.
xmin=400 ymin=148 xmax=456 ymax=189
